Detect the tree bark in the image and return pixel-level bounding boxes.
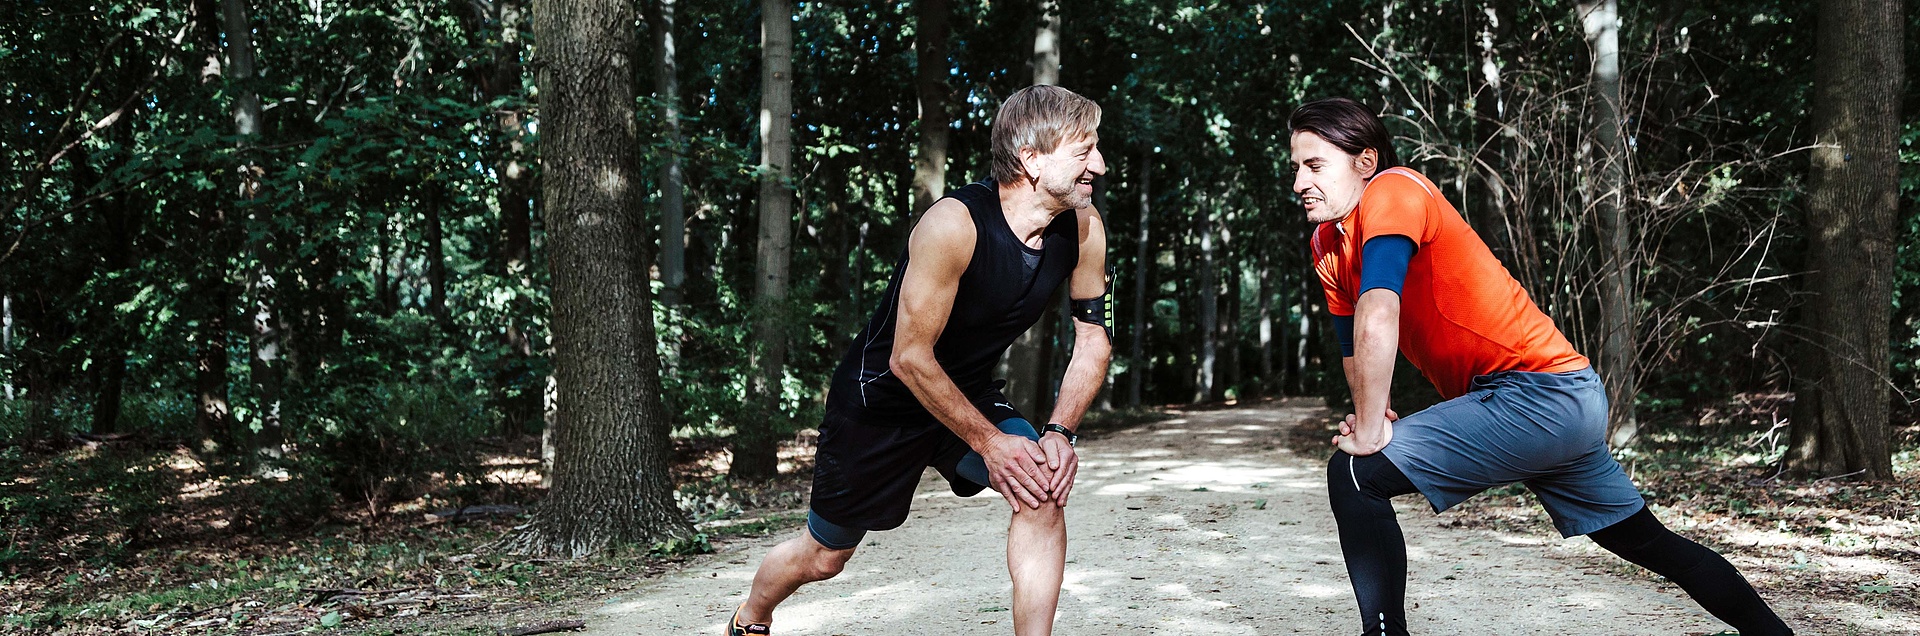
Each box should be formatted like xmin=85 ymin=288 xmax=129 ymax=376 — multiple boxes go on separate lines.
xmin=1257 ymin=252 xmax=1274 ymax=397
xmin=1787 ymin=0 xmax=1902 ymax=480
xmin=649 ymin=0 xmax=688 ymax=306
xmin=911 ymin=0 xmax=951 ymax=215
xmin=2 ymin=293 xmax=12 ymax=401
xmin=1127 ymin=154 xmax=1152 ymax=407
xmin=423 ymin=181 xmax=448 ymax=321
xmin=1002 ymin=4 xmax=1064 ymax=416
xmin=511 ymin=0 xmax=692 ymax=554
xmin=1579 ymin=0 xmax=1639 ymax=448
xmin=1219 ymin=236 xmax=1240 ymax=402
xmin=1031 ymin=0 xmax=1060 ymax=86
xmin=219 ymin=0 xmax=282 ymax=458
xmin=731 ymin=0 xmax=796 ymax=481
xmin=1194 ymin=198 xmax=1216 ymax=403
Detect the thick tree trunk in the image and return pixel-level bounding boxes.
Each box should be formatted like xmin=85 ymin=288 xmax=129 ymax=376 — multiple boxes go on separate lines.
xmin=511 ymin=0 xmax=692 ymax=554
xmin=1128 ymin=155 xmax=1152 ymax=407
xmin=1031 ymin=0 xmax=1059 ymax=86
xmin=731 ymin=0 xmax=796 ymax=481
xmin=911 ymin=0 xmax=951 ymax=215
xmin=1580 ymin=0 xmax=1639 ymax=448
xmin=1787 ymin=0 xmax=1902 ymax=480
xmin=649 ymin=0 xmax=687 ymax=306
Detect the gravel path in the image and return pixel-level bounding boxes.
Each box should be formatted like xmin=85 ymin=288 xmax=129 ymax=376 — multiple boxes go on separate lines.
xmin=587 ymin=403 xmax=1770 ymax=635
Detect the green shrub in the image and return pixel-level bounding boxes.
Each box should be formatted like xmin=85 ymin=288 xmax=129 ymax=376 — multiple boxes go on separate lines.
xmin=299 ymin=382 xmax=491 ymax=514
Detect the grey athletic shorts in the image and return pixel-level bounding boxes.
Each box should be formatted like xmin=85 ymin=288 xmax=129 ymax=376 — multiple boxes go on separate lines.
xmin=1379 ymin=366 xmax=1645 ymax=537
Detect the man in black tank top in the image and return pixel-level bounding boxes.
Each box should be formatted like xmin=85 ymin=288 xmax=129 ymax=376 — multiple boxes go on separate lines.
xmin=726 ymin=86 xmax=1112 ymax=636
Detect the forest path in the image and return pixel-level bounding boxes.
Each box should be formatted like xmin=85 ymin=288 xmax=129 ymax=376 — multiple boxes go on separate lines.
xmin=586 ymin=403 xmax=1795 ymax=635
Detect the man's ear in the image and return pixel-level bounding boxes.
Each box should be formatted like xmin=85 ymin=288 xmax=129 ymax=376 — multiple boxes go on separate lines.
xmin=1019 ymin=146 xmax=1042 ymax=184
xmin=1355 ymin=148 xmax=1379 ymax=179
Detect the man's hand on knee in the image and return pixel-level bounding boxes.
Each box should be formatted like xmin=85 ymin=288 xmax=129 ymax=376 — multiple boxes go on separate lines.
xmin=1039 ymin=434 xmax=1078 ymax=507
xmin=982 ymin=433 xmax=1054 ymax=512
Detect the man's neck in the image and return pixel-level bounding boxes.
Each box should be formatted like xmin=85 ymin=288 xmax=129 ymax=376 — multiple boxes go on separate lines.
xmin=996 ymin=181 xmax=1068 ymax=247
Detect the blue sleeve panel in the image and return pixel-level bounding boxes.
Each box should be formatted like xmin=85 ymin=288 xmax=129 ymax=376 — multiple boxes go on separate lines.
xmin=1336 ymin=235 xmax=1417 ymax=359
xmin=1360 ymin=235 xmax=1417 ymax=297
xmin=1333 ymin=314 xmax=1355 ymax=358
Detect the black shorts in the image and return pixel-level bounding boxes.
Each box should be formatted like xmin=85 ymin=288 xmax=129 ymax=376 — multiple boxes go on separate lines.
xmin=808 ymin=390 xmax=1024 ymax=531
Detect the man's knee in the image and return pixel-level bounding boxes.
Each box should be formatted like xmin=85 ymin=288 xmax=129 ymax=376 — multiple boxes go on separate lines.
xmin=806 ymin=543 xmax=855 ymax=580
xmin=1011 ymin=501 xmax=1065 ymax=527
xmin=1328 ymin=451 xmax=1408 ymax=517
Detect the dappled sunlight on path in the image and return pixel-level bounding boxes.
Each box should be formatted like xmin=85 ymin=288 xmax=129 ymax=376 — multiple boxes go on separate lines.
xmin=585 ymin=403 xmax=1872 ymax=634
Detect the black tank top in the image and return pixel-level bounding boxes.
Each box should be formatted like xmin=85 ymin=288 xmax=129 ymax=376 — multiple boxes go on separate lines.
xmin=825 ymin=180 xmax=1080 ymax=426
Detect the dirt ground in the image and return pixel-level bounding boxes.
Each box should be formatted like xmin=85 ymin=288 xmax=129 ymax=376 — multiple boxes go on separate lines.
xmin=585 ymin=402 xmax=1915 ymax=635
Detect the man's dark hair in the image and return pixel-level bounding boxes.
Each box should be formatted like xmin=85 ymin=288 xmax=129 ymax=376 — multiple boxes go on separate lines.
xmin=1288 ymin=97 xmax=1401 ymax=173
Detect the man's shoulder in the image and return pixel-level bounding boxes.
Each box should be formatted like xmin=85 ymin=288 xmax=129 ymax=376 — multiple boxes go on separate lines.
xmin=1360 ymin=167 xmax=1438 ymax=208
xmin=905 ymin=199 xmax=980 ymax=271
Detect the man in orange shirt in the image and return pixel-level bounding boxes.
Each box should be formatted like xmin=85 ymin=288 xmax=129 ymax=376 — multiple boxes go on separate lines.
xmin=1292 ymin=97 xmax=1791 ymax=636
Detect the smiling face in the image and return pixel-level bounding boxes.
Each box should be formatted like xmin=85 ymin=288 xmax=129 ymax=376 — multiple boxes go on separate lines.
xmin=1290 ymin=130 xmax=1377 ymax=224
xmin=1024 ymin=133 xmax=1107 ymax=211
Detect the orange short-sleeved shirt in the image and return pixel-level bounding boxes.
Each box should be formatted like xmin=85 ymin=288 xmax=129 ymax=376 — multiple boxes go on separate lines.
xmin=1312 ymin=167 xmax=1588 ymax=399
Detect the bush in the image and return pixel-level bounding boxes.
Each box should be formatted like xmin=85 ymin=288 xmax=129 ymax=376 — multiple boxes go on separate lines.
xmin=298 ymin=382 xmax=491 ymax=515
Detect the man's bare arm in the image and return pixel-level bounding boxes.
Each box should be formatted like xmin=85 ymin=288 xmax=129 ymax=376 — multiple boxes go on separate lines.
xmin=1045 ymin=207 xmax=1113 ymax=431
xmin=1338 ymin=288 xmax=1400 ymax=455
xmin=890 ymin=199 xmax=1054 ymax=509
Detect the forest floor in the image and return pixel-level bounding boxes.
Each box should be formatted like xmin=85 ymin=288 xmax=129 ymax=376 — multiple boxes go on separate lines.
xmin=2 ymin=399 xmax=1915 ymax=635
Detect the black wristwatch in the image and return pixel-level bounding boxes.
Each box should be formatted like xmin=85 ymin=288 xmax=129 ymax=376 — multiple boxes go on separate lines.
xmin=1041 ymin=423 xmax=1078 ymax=446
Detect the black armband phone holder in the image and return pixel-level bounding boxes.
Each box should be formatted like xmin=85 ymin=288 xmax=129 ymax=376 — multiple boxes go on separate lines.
xmin=1070 ymin=266 xmax=1115 ymax=340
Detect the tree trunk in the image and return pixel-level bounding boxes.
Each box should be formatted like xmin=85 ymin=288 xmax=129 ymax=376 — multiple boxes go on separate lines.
xmin=1579 ymin=0 xmax=1638 ymax=448
xmin=219 ymin=0 xmax=282 ymax=459
xmin=731 ymin=0 xmax=796 ymax=481
xmin=1031 ymin=0 xmax=1060 ymax=86
xmin=1128 ymin=154 xmax=1152 ymax=407
xmin=1257 ymin=252 xmax=1274 ymax=397
xmin=424 ymin=181 xmax=448 ymax=321
xmin=1194 ymin=198 xmax=1216 ymax=403
xmin=2 ymin=293 xmax=12 ymax=401
xmin=511 ymin=0 xmax=692 ymax=555
xmin=649 ymin=0 xmax=687 ymax=306
xmin=912 ymin=0 xmax=951 ymax=215
xmin=1787 ymin=0 xmax=1902 ymax=480
xmin=1217 ymin=223 xmax=1238 ymax=402
xmin=482 ymin=0 xmax=542 ymax=437
xmin=1002 ymin=6 xmax=1063 ymax=416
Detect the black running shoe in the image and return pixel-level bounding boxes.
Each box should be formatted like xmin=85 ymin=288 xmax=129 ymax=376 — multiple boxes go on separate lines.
xmin=727 ymin=604 xmax=770 ymax=636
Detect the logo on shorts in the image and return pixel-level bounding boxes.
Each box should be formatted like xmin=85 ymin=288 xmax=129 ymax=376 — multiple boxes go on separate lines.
xmin=994 ymin=402 xmax=1013 ymax=410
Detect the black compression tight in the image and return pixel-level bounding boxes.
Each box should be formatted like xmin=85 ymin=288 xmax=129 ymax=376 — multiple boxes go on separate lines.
xmin=1327 ymin=451 xmax=1419 ymax=636
xmin=1588 ymin=506 xmax=1794 ymax=635
xmin=1327 ymin=451 xmax=1793 ymax=636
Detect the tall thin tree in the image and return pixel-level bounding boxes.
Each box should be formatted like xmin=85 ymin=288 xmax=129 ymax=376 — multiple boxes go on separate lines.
xmin=1194 ymin=196 xmax=1217 ymax=403
xmin=911 ymin=0 xmax=951 ymax=216
xmin=1031 ymin=0 xmax=1060 ymax=86
xmin=1580 ymin=0 xmax=1638 ymax=447
xmin=732 ymin=0 xmax=796 ymax=480
xmin=1128 ymin=154 xmax=1152 ymax=407
xmin=511 ymin=0 xmax=692 ymax=554
xmin=1002 ymin=0 xmax=1063 ymax=416
xmin=1787 ymin=0 xmax=1902 ymax=479
xmin=219 ymin=0 xmax=280 ymax=457
xmin=649 ymin=0 xmax=688 ymax=306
